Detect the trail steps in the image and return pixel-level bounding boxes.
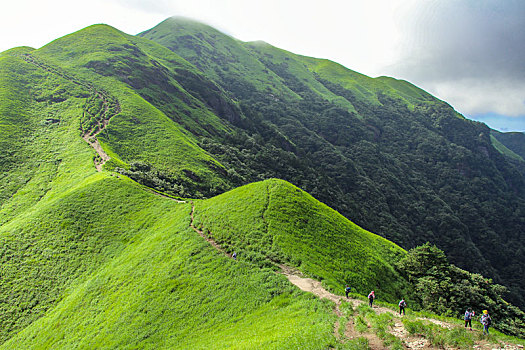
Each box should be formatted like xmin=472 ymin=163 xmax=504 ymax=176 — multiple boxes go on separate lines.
xmin=20 ymin=53 xmax=121 ymax=171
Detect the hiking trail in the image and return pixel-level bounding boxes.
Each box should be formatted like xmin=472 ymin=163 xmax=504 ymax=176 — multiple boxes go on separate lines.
xmin=188 ymin=202 xmax=524 ymax=350
xmin=20 ymin=53 xmax=121 ymax=171
xmin=189 ymin=202 xmax=233 ymax=259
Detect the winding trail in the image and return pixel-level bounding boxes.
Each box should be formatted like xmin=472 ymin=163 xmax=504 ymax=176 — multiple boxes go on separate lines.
xmin=20 ymin=53 xmax=522 ymax=350
xmin=188 ymin=202 xmax=525 ymax=350
xmin=20 ymin=54 xmax=121 ymax=171
xmin=280 ymin=269 xmax=436 ymax=349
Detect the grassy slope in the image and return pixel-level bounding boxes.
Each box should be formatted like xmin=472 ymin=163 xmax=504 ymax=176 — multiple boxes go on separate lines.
xmin=490 ymin=135 xmax=524 ymax=161
xmin=243 ymin=41 xmax=359 ymax=114
xmin=491 ymin=130 xmax=525 ymax=160
xmin=0 ymin=49 xmax=36 ymax=206
xmin=138 ymin=17 xmax=300 ymax=100
xmin=32 ymin=24 xmax=231 ymax=187
xmin=0 ymin=50 xmax=96 ymax=224
xmin=303 ymin=57 xmax=437 ymax=109
xmin=193 ymin=179 xmax=408 ymax=301
xmin=1 ymin=178 xmax=337 ymax=349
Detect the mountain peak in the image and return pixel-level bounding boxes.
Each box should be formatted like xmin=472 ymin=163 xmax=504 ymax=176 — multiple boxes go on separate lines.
xmin=138 ymin=16 xmax=227 ymax=39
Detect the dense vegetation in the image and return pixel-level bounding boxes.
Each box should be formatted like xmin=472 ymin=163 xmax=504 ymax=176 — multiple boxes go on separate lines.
xmin=398 ymin=243 xmax=525 ymax=337
xmin=140 ymin=17 xmax=525 ymax=308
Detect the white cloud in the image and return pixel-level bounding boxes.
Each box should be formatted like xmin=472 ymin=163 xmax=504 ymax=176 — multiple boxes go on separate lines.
xmin=382 ymin=0 xmax=525 ymax=118
xmin=429 ymin=79 xmax=525 ymax=117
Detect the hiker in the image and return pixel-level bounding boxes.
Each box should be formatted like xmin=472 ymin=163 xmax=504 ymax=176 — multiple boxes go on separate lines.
xmin=399 ymin=298 xmax=407 ymax=315
xmin=232 ymin=252 xmax=237 ymax=260
xmin=345 ymin=285 xmax=351 ymax=299
xmin=368 ymin=291 xmax=375 ymax=307
xmin=480 ymin=310 xmax=492 ymax=335
xmin=464 ymin=308 xmax=475 ymax=330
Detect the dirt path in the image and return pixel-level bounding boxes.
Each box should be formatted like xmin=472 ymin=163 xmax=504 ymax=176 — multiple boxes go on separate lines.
xmin=83 ymin=136 xmax=110 ymax=171
xmin=280 ymin=272 xmax=525 ymax=350
xmin=186 ymin=203 xmax=525 ymax=349
xmin=280 ymin=270 xmax=455 ymax=349
xmin=20 ymin=54 xmax=120 ymax=171
xmin=189 ymin=203 xmax=233 ymax=259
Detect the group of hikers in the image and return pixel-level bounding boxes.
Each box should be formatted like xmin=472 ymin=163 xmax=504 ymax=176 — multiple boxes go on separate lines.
xmin=344 ymin=287 xmax=406 ymax=315
xmin=344 ymin=285 xmax=492 ymax=335
xmin=464 ymin=308 xmax=492 ymax=335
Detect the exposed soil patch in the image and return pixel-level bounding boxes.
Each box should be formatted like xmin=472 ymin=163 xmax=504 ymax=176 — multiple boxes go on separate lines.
xmin=21 ymin=54 xmax=121 ymax=171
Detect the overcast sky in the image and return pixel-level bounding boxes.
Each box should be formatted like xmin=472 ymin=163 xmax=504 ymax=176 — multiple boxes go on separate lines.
xmin=2 ymin=0 xmax=524 ymax=132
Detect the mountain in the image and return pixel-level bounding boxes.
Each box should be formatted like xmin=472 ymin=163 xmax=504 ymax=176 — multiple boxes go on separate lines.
xmin=138 ymin=17 xmax=525 ymax=307
xmin=491 ymin=130 xmax=525 ymax=161
xmin=0 ymin=23 xmax=407 ymax=346
xmin=1 ymin=17 xmax=525 ymax=346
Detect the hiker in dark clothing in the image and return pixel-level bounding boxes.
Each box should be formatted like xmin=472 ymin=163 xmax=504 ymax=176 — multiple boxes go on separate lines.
xmin=345 ymin=285 xmax=351 ymax=299
xmin=399 ymin=298 xmax=407 ymax=315
xmin=232 ymin=252 xmax=237 ymax=260
xmin=464 ymin=308 xmax=474 ymax=330
xmin=368 ymin=291 xmax=375 ymax=307
xmin=481 ymin=310 xmax=492 ymax=335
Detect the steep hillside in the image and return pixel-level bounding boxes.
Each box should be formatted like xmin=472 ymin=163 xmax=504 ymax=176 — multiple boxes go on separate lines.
xmin=0 ymin=174 xmax=411 ymax=348
xmin=492 ymin=130 xmax=525 ymax=161
xmin=26 ymin=24 xmax=238 ymax=196
xmin=192 ymin=179 xmax=408 ymax=300
xmin=140 ymin=17 xmax=525 ymax=308
xmin=0 ymin=47 xmax=97 ymax=224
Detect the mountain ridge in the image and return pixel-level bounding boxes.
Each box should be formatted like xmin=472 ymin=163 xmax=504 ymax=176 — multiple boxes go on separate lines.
xmin=139 ymin=16 xmax=525 ymax=307
xmin=1 ymin=17 xmax=525 ymax=347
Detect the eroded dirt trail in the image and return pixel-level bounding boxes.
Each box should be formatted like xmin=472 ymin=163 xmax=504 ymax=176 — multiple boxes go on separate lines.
xmin=188 ymin=202 xmax=524 ymax=350
xmin=20 ymin=54 xmax=120 ymax=171
xmin=280 ymin=270 xmax=446 ymax=349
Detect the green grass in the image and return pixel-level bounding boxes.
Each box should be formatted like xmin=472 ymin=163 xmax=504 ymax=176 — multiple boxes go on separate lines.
xmin=2 ymin=16 xmax=525 ymax=349
xmin=1 ymin=179 xmax=337 ymax=349
xmin=138 ymin=17 xmax=300 ymax=101
xmin=0 ymin=53 xmax=96 ymax=224
xmin=400 ymin=316 xmax=525 ymax=349
xmin=29 ymin=24 xmax=233 ymax=190
xmin=193 ymin=179 xmax=409 ymax=302
xmin=335 ymin=337 xmax=370 ymax=350
xmin=490 ymin=134 xmax=524 ymax=161
xmin=402 ymin=318 xmax=475 ymax=348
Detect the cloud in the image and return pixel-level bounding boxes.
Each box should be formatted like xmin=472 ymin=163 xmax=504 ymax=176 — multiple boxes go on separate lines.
xmin=384 ymin=0 xmax=525 ymax=117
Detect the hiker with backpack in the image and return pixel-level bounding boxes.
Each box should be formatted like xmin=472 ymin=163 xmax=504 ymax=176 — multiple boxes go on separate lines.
xmin=345 ymin=285 xmax=351 ymax=299
xmin=480 ymin=310 xmax=492 ymax=335
xmin=398 ymin=298 xmax=407 ymax=315
xmin=464 ymin=308 xmax=475 ymax=330
xmin=368 ymin=291 xmax=375 ymax=307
